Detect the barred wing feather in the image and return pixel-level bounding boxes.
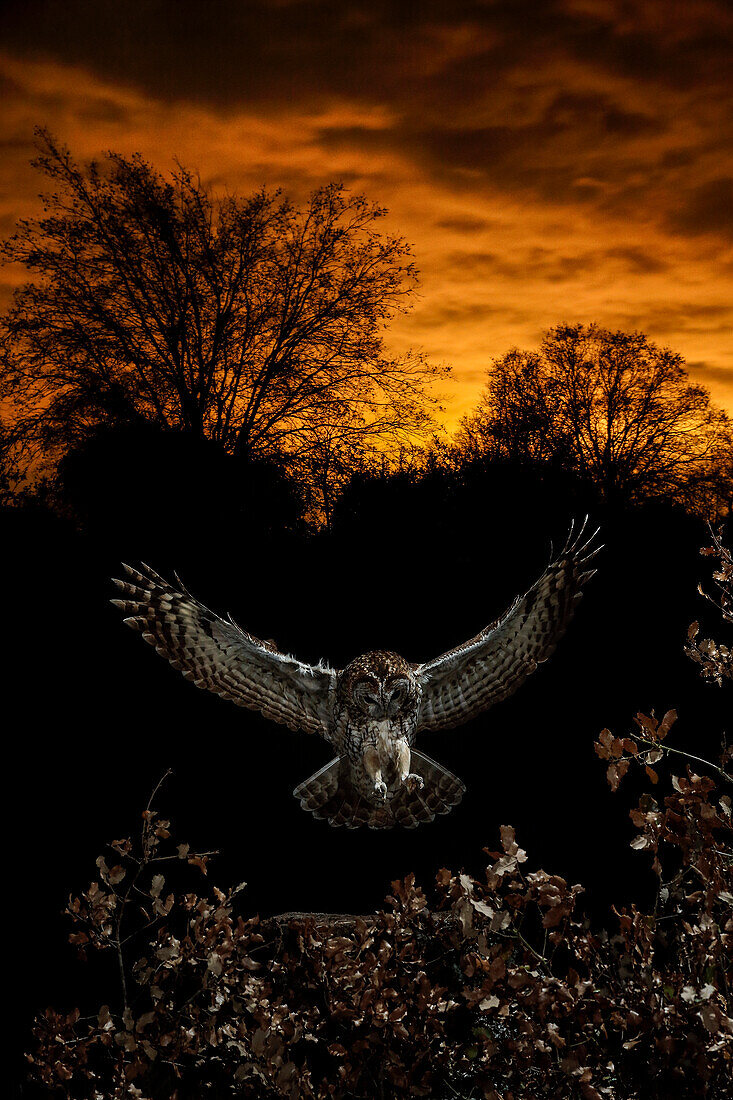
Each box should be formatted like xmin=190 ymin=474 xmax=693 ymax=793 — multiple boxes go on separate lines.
xmin=416 ymin=520 xmax=601 ymax=732
xmin=111 ymin=564 xmax=336 ymax=739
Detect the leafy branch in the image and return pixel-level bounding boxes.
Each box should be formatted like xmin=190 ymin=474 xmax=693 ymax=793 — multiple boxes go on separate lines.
xmin=686 ymin=526 xmax=733 ymax=686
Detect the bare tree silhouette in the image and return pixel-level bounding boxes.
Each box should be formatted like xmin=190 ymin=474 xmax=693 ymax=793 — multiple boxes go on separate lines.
xmin=0 ymin=130 xmax=442 ymax=501
xmin=0 ymin=415 xmax=15 ymax=504
xmin=457 ymin=323 xmax=733 ymax=514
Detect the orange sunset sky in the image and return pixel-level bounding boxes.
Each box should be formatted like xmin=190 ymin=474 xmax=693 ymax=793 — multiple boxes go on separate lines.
xmin=0 ymin=0 xmax=731 ymax=429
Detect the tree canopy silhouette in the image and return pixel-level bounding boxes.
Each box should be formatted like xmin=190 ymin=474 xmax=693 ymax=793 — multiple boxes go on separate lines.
xmin=0 ymin=130 xmax=441 ymax=505
xmin=457 ymin=323 xmax=733 ymax=514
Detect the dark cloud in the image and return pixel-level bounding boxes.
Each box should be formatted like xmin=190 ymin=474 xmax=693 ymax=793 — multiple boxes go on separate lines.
xmin=0 ymin=1 xmax=385 ymax=109
xmin=545 ymin=91 xmax=662 ymax=137
xmin=1 ymin=0 xmax=731 ymax=111
xmin=604 ymin=248 xmax=669 ymax=274
xmin=667 ymin=177 xmax=733 ymax=240
xmin=686 ymin=361 xmax=733 ymax=388
xmin=445 ymin=249 xmax=598 ymax=283
xmin=2 ymin=0 xmax=729 ymax=216
xmin=417 ymin=302 xmax=509 ymax=328
xmin=554 ymin=0 xmax=733 ymax=90
xmin=320 ymin=108 xmax=659 ymax=207
xmin=615 ymin=303 xmax=733 ymax=339
xmin=659 ymin=148 xmax=698 ymax=169
xmin=434 ymin=215 xmax=493 ymax=233
xmin=446 ymin=246 xmax=672 ymax=283
xmin=76 ymin=98 xmax=131 ymax=125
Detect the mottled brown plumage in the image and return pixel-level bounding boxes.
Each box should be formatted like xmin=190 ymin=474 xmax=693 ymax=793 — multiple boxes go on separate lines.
xmin=111 ymin=519 xmax=601 ymax=828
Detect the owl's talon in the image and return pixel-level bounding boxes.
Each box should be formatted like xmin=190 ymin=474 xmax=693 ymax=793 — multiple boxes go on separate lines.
xmin=375 ymin=779 xmax=388 ymax=801
xmin=405 ymin=773 xmax=424 ymax=792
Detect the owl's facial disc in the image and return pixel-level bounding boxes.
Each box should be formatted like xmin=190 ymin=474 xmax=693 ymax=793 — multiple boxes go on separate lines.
xmin=385 ymin=676 xmax=410 ymax=716
xmin=353 ymin=673 xmax=413 ymax=719
xmin=353 ymin=677 xmax=383 ymax=717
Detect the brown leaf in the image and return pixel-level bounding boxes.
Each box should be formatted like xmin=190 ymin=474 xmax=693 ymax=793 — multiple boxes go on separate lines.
xmin=658 ymin=709 xmax=677 ymax=740
xmin=607 ymin=761 xmax=629 ymax=791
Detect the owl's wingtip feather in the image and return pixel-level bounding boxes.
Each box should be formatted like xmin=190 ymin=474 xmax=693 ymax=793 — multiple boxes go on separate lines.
xmin=122 ymin=615 xmax=145 ymax=630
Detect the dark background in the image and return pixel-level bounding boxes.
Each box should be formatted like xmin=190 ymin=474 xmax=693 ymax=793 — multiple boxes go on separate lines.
xmin=4 ymin=430 xmax=729 ymax=1089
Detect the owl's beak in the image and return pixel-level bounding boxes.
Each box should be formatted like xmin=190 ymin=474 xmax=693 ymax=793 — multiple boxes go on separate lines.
xmin=372 ymin=694 xmax=388 ymax=720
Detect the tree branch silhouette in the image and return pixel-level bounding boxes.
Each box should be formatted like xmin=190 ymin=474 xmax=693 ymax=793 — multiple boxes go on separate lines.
xmin=456 ymin=323 xmax=733 ymax=515
xmin=0 ymin=130 xmax=444 ymax=515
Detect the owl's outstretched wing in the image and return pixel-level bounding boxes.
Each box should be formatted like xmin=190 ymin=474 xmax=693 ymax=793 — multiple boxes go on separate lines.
xmin=415 ymin=519 xmax=601 ymax=732
xmin=111 ymin=564 xmax=336 ymax=739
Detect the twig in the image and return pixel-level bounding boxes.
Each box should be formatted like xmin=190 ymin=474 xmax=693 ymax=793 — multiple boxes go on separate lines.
xmin=637 ymin=736 xmax=733 ymax=786
xmin=146 ymin=768 xmax=174 ymax=813
xmin=115 ymin=768 xmax=174 ymax=1010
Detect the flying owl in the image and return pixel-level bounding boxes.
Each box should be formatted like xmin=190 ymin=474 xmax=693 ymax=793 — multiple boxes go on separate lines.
xmin=111 ymin=519 xmax=600 ymax=829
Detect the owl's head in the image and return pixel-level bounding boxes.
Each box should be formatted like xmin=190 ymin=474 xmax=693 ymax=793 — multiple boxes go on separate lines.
xmin=340 ymin=650 xmax=420 ymax=722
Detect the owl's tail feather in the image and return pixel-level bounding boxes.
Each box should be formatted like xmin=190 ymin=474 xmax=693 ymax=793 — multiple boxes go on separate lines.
xmin=293 ymin=758 xmax=343 ymax=819
xmin=392 ymin=750 xmax=466 ymax=830
xmin=293 ymin=750 xmax=465 ymax=830
xmin=293 ymin=758 xmax=376 ymax=829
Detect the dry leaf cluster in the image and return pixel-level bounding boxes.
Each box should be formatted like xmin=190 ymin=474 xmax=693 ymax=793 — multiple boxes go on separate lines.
xmin=686 ymin=529 xmax=733 ymax=685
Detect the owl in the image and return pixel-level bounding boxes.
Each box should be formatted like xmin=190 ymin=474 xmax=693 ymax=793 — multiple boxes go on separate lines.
xmin=111 ymin=519 xmax=600 ymax=829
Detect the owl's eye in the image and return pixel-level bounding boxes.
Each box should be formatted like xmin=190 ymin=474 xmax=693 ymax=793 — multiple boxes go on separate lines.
xmin=356 ymin=683 xmax=379 ymax=708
